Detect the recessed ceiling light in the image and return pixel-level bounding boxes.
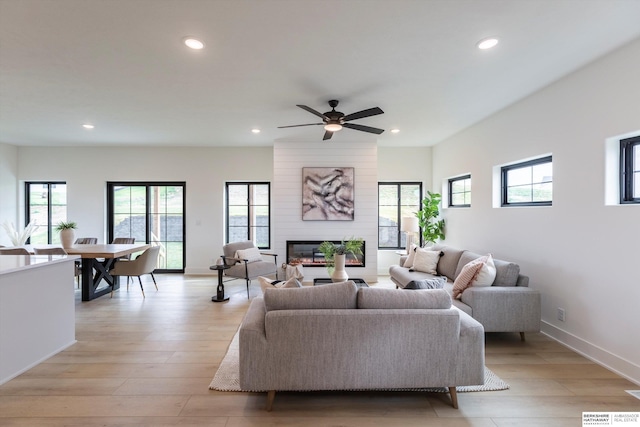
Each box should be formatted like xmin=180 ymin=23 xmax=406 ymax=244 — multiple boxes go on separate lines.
xmin=82 ymin=124 xmax=94 ymax=129
xmin=391 ymin=128 xmax=400 ymax=133
xmin=183 ymin=37 xmax=204 ymax=50
xmin=477 ymin=37 xmax=499 ymax=50
xmin=251 ymin=128 xmax=261 ymax=134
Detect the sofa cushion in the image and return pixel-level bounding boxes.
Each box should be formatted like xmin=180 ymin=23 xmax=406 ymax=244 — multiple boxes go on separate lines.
xmin=357 ymin=288 xmax=451 ymax=309
xmin=405 ymin=276 xmax=447 ymax=289
xmin=412 ymin=248 xmax=442 ymax=274
xmin=263 ymin=280 xmax=358 ymax=311
xmin=430 ymin=244 xmax=465 ymax=280
xmin=402 ymin=243 xmax=418 ymax=267
xmin=455 ymin=250 xmax=520 ymax=287
xmin=452 ymin=256 xmax=486 ymax=299
xmin=388 ymin=265 xmax=438 ymax=289
xmin=258 ymin=276 xmax=302 ymax=293
xmin=471 ymin=254 xmax=496 ymax=287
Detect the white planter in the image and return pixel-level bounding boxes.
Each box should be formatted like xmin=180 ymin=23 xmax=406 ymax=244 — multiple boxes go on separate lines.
xmin=60 ymin=229 xmax=75 ymax=249
xmin=331 ymin=254 xmax=348 ymax=282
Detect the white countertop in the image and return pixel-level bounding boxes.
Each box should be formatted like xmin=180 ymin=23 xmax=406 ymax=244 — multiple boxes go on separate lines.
xmin=0 ymin=255 xmax=80 ymax=276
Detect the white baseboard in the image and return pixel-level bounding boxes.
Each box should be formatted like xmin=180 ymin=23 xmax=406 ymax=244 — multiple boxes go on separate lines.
xmin=541 ymin=321 xmax=640 ymax=386
xmin=184 ymin=267 xmax=216 ymax=275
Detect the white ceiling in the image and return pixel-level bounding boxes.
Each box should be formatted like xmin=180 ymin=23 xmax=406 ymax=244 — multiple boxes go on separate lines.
xmin=1 ymin=0 xmax=640 ymax=148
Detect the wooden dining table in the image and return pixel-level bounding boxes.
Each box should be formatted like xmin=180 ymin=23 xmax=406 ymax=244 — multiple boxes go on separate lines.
xmin=26 ymin=243 xmax=150 ymax=301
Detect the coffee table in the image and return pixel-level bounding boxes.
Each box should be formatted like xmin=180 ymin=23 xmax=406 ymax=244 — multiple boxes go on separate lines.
xmin=313 ymin=278 xmax=369 ymax=288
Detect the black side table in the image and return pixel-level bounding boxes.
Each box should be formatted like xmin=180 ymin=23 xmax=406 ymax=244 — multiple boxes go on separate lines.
xmin=210 ymin=264 xmax=230 ymax=302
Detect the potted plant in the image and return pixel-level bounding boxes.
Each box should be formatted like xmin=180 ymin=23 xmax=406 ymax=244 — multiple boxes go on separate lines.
xmin=54 ymin=221 xmax=77 ymax=248
xmin=416 ymin=191 xmax=445 ymax=246
xmin=318 ymin=237 xmax=363 ymax=282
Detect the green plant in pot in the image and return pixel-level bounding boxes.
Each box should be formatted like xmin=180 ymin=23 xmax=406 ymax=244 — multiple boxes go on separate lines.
xmin=55 ymin=221 xmax=77 ymax=248
xmin=416 ymin=191 xmax=445 ymax=246
xmin=317 ymin=237 xmax=363 ymax=281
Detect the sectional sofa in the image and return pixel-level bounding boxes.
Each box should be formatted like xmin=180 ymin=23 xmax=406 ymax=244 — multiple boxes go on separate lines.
xmin=389 ymin=244 xmax=541 ymax=340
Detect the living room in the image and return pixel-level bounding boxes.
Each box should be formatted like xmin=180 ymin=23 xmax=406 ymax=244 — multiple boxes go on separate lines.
xmin=1 ymin=0 xmax=639 ymax=424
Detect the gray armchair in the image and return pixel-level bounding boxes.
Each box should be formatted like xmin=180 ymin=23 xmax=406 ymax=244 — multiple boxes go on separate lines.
xmin=221 ymin=241 xmax=278 ymax=299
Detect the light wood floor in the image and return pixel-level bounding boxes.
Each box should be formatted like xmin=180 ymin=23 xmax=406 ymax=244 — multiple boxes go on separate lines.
xmin=0 ymin=274 xmax=638 ymax=426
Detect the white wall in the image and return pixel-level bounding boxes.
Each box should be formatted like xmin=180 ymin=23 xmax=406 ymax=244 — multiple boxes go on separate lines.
xmin=432 ymin=37 xmax=640 ymax=384
xmin=0 ymin=143 xmax=18 ymax=246
xmin=273 ymin=140 xmax=379 ymax=283
xmin=14 ymin=146 xmax=273 ymax=274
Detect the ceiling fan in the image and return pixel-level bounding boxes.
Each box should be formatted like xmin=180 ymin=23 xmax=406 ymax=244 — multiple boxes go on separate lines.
xmin=278 ymin=100 xmax=384 ymax=140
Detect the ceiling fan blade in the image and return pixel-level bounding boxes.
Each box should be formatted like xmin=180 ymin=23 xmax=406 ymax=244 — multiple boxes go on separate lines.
xmin=277 ymin=123 xmax=323 ymax=128
xmin=342 ymin=107 xmax=384 ymax=122
xmin=297 ymin=105 xmax=328 ymax=120
xmin=323 ymin=130 xmax=334 ymax=140
xmin=343 ymin=123 xmax=385 ymax=135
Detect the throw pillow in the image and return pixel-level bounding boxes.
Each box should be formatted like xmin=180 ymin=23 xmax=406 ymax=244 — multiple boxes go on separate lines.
xmin=405 ymin=276 xmax=447 ymax=289
xmin=235 ymin=247 xmax=262 ymax=263
xmin=472 ymin=253 xmax=496 ymax=287
xmin=402 ymin=243 xmax=418 ymax=268
xmin=451 ymin=256 xmax=487 ymax=299
xmin=258 ymin=276 xmax=301 ymax=293
xmin=412 ymin=248 xmax=442 ymax=274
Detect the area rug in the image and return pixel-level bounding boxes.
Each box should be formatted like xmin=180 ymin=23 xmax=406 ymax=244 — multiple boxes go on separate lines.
xmin=209 ymin=331 xmax=509 ymax=393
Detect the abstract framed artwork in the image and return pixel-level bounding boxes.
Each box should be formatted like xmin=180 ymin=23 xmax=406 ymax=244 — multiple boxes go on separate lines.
xmin=302 ymin=167 xmax=354 ymax=220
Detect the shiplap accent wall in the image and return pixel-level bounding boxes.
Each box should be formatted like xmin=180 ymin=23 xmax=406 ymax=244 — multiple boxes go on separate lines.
xmin=273 ymin=140 xmax=378 ymax=283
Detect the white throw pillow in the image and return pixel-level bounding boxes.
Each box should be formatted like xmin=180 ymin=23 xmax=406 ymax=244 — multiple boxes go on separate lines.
xmin=259 ymin=276 xmax=302 ymax=293
xmin=235 ymin=247 xmax=262 ymax=263
xmin=402 ymin=243 xmax=418 ymax=268
xmin=472 ymin=254 xmax=496 ymax=287
xmin=412 ymin=248 xmax=441 ymax=274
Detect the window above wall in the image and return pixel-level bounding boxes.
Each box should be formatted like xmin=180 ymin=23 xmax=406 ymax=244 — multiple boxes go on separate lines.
xmin=620 ymin=135 xmax=640 ymax=204
xmin=501 ymin=156 xmax=553 ymax=207
xmin=448 ymin=175 xmax=471 ymax=207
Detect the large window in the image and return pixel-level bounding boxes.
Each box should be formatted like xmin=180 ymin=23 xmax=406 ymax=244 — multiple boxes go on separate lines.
xmin=25 ymin=182 xmax=67 ymax=244
xmin=449 ymin=175 xmax=471 ymax=207
xmin=226 ymin=182 xmax=270 ymax=249
xmin=620 ymin=136 xmax=640 ymax=203
xmin=378 ymin=182 xmax=422 ymax=249
xmin=501 ymin=156 xmax=553 ymax=206
xmin=107 ymin=182 xmax=185 ymax=272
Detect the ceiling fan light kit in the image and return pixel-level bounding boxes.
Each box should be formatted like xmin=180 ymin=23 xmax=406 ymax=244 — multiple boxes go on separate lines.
xmin=279 ymin=99 xmax=384 ymax=141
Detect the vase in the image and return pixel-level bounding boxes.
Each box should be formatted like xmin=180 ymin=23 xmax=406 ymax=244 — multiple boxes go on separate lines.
xmin=331 ymin=253 xmax=348 ymax=282
xmin=60 ymin=229 xmax=75 ymax=249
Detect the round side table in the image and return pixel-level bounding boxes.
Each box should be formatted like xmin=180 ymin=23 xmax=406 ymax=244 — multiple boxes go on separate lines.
xmin=210 ymin=264 xmax=230 ymax=302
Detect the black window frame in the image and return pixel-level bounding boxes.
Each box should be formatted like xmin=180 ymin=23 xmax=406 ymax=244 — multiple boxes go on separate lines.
xmin=620 ymin=136 xmax=640 ymax=204
xmin=378 ymin=182 xmax=423 ymax=250
xmin=225 ymin=182 xmax=271 ymax=249
xmin=501 ymin=156 xmax=553 ymax=207
xmin=25 ymin=181 xmax=67 ymax=244
xmin=448 ymin=174 xmax=471 ymax=208
xmin=107 ymin=181 xmax=186 ymax=273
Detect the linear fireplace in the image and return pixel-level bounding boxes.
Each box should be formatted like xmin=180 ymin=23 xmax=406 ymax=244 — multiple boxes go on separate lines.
xmin=286 ymin=240 xmax=365 ymax=268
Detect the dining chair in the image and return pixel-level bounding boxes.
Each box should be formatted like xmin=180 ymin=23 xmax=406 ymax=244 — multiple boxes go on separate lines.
xmin=111 ymin=237 xmax=136 ymax=284
xmin=0 ymin=247 xmax=30 ymax=255
xmin=33 ymin=247 xmax=68 ymax=255
xmin=108 ymin=245 xmax=160 ymax=298
xmin=75 ymin=237 xmax=98 ymax=244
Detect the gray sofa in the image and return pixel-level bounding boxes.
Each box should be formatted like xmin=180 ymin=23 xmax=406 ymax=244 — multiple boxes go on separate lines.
xmin=389 ymin=244 xmax=541 ymax=340
xmin=239 ymin=280 xmax=485 ymax=411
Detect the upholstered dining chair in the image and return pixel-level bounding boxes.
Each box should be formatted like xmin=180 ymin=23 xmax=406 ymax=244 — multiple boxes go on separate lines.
xmin=108 ymin=245 xmax=160 ymax=298
xmin=221 ymin=240 xmax=278 ymax=299
xmin=33 ymin=247 xmax=68 ymax=255
xmin=0 ymin=247 xmax=30 ymax=255
xmin=75 ymin=237 xmax=97 ymax=244
xmin=111 ymin=237 xmax=136 ymax=283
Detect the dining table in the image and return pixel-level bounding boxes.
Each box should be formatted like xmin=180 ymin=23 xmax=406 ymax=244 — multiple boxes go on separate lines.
xmin=26 ymin=243 xmax=150 ymax=301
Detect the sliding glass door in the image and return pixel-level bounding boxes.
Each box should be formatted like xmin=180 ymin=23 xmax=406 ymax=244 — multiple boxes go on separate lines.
xmin=107 ymin=182 xmax=185 ymax=272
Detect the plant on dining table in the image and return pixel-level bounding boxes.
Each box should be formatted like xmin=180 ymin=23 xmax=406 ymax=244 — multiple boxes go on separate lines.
xmin=2 ymin=220 xmax=40 ymax=246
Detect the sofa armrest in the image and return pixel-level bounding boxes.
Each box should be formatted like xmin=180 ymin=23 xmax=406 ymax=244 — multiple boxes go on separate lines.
xmin=455 ymin=310 xmax=485 ymax=385
xmin=460 ymin=286 xmax=541 ymax=333
xmin=399 ymin=255 xmax=408 ymax=266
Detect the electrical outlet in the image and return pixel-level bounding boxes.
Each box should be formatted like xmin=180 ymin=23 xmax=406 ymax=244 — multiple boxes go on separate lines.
xmin=557 ymin=308 xmax=566 ymax=322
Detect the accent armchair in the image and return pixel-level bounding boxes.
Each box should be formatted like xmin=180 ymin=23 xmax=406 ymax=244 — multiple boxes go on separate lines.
xmin=221 ymin=241 xmax=278 ymax=299
xmin=108 ymin=245 xmax=160 ymax=298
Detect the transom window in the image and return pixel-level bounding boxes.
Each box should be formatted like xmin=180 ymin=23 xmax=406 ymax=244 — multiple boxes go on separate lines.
xmin=25 ymin=182 xmax=67 ymax=244
xmin=378 ymin=182 xmax=422 ymax=249
xmin=620 ymin=136 xmax=640 ymax=203
xmin=501 ymin=156 xmax=553 ymax=206
xmin=449 ymin=175 xmax=471 ymax=207
xmin=226 ymin=182 xmax=271 ymax=249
